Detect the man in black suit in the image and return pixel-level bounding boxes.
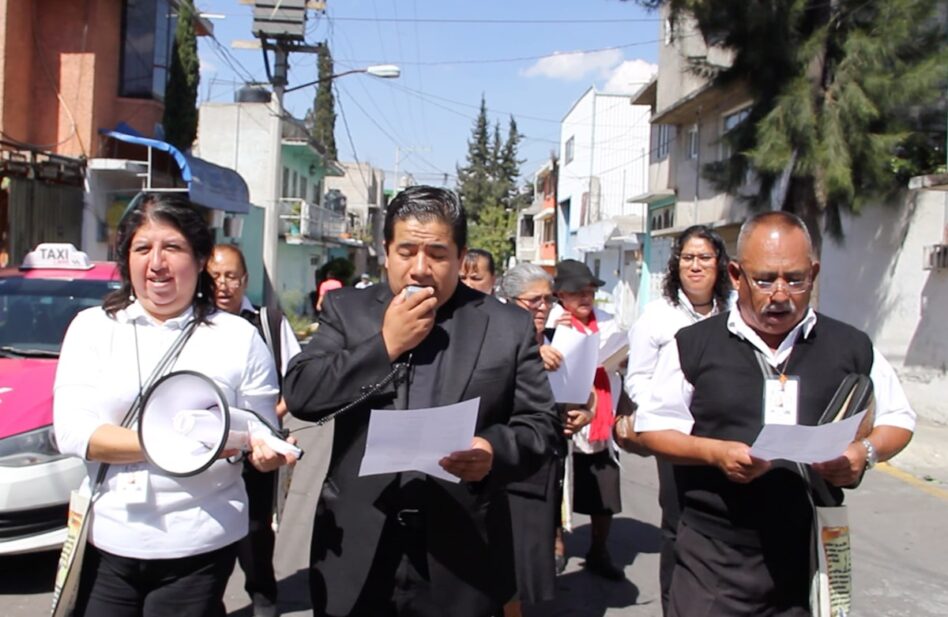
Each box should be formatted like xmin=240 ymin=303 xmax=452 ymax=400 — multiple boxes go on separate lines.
xmin=284 ymin=186 xmax=560 ymax=617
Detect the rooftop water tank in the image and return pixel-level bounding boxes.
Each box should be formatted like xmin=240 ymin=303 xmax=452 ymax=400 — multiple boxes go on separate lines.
xmin=235 ymin=86 xmax=272 ymax=104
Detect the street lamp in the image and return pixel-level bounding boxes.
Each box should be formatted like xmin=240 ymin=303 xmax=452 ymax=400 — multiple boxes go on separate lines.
xmin=284 ymin=64 xmax=401 ymax=93
xmin=262 ymin=61 xmax=400 ymax=307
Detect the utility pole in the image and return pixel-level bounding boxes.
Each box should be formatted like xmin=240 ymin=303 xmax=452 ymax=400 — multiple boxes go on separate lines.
xmin=253 ymin=1 xmax=318 ymax=307
xmin=262 ymin=44 xmax=287 ymax=306
xmin=252 ymin=2 xmax=399 ymax=305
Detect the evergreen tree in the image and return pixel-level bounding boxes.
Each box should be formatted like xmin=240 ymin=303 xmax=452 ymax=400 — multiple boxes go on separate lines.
xmin=488 ymin=121 xmax=508 ymax=205
xmin=635 ymin=0 xmax=947 ymax=244
xmin=457 ymin=99 xmax=528 ymax=271
xmin=309 ymin=43 xmax=337 ymax=160
xmin=468 ymin=202 xmax=517 ymax=273
xmin=162 ymin=2 xmax=200 ymax=151
xmin=456 ymin=96 xmax=493 ymax=219
xmin=499 ymin=116 xmax=527 ymax=210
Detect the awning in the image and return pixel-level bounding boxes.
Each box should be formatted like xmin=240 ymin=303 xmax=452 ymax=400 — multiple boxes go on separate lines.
xmin=573 ymin=218 xmax=641 ymax=253
xmin=631 ymin=77 xmax=657 ymax=107
xmin=627 ymin=189 xmax=675 ymax=204
xmin=99 ymin=129 xmax=252 ymax=214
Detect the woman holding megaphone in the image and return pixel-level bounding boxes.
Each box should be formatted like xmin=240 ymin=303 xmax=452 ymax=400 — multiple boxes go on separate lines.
xmin=53 ymin=192 xmax=297 ymax=617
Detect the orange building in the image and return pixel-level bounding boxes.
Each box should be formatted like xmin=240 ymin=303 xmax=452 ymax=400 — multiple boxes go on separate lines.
xmin=0 ymin=1 xmax=245 ymax=263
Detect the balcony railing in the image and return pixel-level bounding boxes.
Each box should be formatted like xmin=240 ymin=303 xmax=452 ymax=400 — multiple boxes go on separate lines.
xmin=280 ymin=198 xmax=347 ymax=241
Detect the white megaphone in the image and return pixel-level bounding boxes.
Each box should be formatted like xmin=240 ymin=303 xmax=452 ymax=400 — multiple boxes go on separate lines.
xmin=138 ymin=370 xmax=303 ymax=477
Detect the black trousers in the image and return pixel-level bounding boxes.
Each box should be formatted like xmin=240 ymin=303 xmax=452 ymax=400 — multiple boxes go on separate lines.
xmin=237 ymin=463 xmax=279 ymax=601
xmin=316 ymin=511 xmax=500 ymax=617
xmin=656 ymin=458 xmax=680 ymax=616
xmin=668 ymin=521 xmax=810 ymax=617
xmin=74 ymin=543 xmax=237 ymax=617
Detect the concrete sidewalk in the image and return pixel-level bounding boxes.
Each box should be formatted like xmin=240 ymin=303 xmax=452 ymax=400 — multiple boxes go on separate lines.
xmin=886 ymin=416 xmax=948 ymax=485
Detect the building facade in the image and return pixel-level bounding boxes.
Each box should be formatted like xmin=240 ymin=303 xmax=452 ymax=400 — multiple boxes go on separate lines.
xmin=325 ymin=161 xmax=386 ymax=277
xmin=631 ymin=7 xmax=752 ymax=303
xmin=196 ymin=96 xmax=344 ymax=311
xmin=0 ymin=0 xmax=249 ymax=265
xmin=556 ymin=87 xmax=651 ymax=324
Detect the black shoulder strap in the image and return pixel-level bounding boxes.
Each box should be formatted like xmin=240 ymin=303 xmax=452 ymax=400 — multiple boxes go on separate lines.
xmin=93 ymin=319 xmax=199 ymax=491
xmin=259 ymin=305 xmax=284 ymax=391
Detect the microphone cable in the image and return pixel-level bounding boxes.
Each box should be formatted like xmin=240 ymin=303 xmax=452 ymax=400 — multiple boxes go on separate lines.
xmin=290 ymin=353 xmax=412 ymax=432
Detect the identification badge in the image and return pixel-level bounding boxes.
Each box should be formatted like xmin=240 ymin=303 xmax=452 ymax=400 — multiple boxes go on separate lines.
xmin=763 ymin=376 xmax=799 ymax=425
xmin=115 ymin=465 xmax=149 ymax=504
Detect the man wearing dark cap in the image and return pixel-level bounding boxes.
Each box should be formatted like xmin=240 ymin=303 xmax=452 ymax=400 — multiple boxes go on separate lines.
xmin=548 ymin=259 xmax=628 ymax=580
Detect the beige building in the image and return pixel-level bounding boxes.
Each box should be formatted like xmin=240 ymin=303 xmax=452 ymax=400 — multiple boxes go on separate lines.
xmin=630 ymin=7 xmax=752 ymax=296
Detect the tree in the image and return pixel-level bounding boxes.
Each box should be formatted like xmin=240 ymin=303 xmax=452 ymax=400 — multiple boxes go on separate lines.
xmin=456 ymin=96 xmax=493 ymax=220
xmin=635 ymin=0 xmax=947 ymax=245
xmin=460 ymin=104 xmax=527 ymax=270
xmin=468 ymin=202 xmax=517 ymax=272
xmin=162 ymin=2 xmax=200 ymax=151
xmin=306 ymin=43 xmax=338 ymax=160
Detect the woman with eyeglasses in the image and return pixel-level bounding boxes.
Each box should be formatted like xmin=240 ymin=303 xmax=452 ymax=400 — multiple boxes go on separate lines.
xmin=496 ymin=263 xmax=592 ymax=617
xmin=621 ymin=224 xmax=733 ymax=615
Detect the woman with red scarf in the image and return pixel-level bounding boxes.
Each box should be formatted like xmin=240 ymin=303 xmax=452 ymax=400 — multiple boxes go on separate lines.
xmin=548 ymin=259 xmax=627 ymax=581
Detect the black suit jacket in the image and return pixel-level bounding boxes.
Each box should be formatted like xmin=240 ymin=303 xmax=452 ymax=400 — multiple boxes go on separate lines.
xmin=284 ymin=283 xmax=560 ymax=615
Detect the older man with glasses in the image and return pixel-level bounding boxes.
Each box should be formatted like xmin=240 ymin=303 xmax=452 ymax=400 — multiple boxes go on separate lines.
xmin=634 ymin=211 xmax=915 ymax=616
xmin=207 ymin=244 xmax=302 ymax=617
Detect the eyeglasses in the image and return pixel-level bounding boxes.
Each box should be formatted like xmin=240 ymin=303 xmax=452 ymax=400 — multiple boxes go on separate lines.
xmin=515 ymin=294 xmax=555 ymax=309
xmin=680 ymin=253 xmax=716 ymax=266
xmin=209 ymin=272 xmax=245 ymax=288
xmin=739 ymin=268 xmax=812 ymax=295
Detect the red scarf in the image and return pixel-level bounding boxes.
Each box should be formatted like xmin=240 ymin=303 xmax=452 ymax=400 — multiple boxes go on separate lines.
xmin=570 ymin=311 xmax=614 ymax=443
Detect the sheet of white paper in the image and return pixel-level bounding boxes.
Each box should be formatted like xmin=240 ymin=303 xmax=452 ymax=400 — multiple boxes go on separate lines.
xmin=358 ymin=398 xmax=480 ymax=483
xmin=749 ymin=411 xmax=868 ymax=464
xmin=547 ymin=326 xmax=600 ymax=404
xmin=598 ymin=330 xmax=629 ymax=369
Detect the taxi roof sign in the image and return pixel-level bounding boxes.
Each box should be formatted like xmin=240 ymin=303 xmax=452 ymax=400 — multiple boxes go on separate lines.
xmin=20 ymin=243 xmax=94 ymax=270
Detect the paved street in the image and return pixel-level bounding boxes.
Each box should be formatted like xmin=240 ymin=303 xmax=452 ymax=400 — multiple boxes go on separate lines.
xmin=2 ymin=418 xmax=946 ymax=616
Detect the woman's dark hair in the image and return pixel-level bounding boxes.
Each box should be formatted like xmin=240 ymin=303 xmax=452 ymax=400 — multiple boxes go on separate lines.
xmin=103 ymin=192 xmax=216 ymax=323
xmin=463 ymin=248 xmax=496 ymax=275
xmin=662 ymin=224 xmax=732 ymax=307
xmin=383 ymin=186 xmax=467 ymax=253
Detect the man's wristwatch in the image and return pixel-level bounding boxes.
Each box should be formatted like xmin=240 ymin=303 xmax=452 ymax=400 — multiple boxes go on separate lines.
xmin=861 ymin=438 xmax=878 ymax=470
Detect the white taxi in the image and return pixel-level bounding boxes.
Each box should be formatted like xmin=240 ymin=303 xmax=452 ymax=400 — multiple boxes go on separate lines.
xmin=0 ymin=244 xmax=119 ymax=554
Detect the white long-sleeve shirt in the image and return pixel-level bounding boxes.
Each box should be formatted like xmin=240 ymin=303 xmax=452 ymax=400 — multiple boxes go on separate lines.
xmin=54 ymin=303 xmax=279 ymax=559
xmin=634 ymin=307 xmax=916 ymax=435
xmin=624 ymin=291 xmax=726 ymax=407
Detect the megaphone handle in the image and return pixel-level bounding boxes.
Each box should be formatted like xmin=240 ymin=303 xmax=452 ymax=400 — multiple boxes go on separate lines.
xmin=259 ymin=432 xmax=304 ymax=459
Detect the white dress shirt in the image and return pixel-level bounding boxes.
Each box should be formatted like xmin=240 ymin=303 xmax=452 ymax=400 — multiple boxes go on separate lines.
xmin=624 ymin=291 xmax=726 ymax=407
xmin=634 ymin=307 xmax=917 ymax=435
xmin=54 ymin=303 xmax=279 ymax=559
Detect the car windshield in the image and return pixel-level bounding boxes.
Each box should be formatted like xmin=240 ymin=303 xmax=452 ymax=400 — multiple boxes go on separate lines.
xmin=0 ymin=277 xmax=119 ymax=356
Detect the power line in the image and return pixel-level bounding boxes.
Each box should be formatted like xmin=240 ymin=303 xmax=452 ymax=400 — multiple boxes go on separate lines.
xmin=336 ymin=37 xmax=678 ymax=67
xmin=334 ymin=84 xmax=373 ymax=198
xmin=336 ymin=82 xmax=451 ymax=178
xmin=200 ymin=12 xmax=659 ymax=25
xmin=327 ymin=16 xmax=661 ymax=25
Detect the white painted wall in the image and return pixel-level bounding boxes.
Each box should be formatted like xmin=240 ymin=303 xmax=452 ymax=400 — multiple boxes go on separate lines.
xmin=558 ymin=89 xmax=651 ymax=230
xmin=819 ymin=190 xmax=948 ymax=423
xmin=196 ymin=102 xmax=273 ymax=206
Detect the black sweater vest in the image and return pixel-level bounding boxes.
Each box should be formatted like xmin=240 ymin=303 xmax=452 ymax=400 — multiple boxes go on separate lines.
xmin=673 ymin=312 xmax=873 ymax=548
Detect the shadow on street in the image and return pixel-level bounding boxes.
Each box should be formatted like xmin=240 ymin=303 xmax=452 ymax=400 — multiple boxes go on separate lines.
xmin=0 ymin=549 xmax=58 ymax=594
xmin=523 ymin=516 xmax=663 ymax=617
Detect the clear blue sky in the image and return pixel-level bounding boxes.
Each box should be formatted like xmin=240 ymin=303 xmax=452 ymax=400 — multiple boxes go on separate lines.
xmin=196 ymin=0 xmax=660 ymax=190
